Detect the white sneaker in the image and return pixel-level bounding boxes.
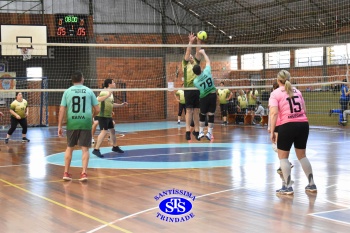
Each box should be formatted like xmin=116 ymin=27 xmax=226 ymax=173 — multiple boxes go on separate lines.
xmin=198 ymin=132 xmax=205 ymax=140
xmin=205 ymin=132 xmax=212 ymax=141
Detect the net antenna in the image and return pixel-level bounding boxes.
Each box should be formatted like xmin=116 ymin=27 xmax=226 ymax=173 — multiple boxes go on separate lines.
xmin=19 ymin=47 xmax=33 ymax=61
xmin=346 ymin=44 xmax=349 ymax=82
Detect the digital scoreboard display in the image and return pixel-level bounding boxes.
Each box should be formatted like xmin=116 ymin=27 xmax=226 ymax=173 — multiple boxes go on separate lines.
xmin=55 ymin=14 xmax=88 ymax=37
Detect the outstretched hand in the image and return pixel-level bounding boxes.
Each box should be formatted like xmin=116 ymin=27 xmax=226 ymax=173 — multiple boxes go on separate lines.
xmin=188 ymin=33 xmax=196 ymax=43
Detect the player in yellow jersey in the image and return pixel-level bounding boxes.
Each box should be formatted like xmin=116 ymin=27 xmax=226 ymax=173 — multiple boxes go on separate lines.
xmin=92 ymin=79 xmax=128 ymax=158
xmin=182 ymin=32 xmax=202 ymax=140
xmin=217 ymin=82 xmax=233 ymax=125
xmin=5 ymin=92 xmax=30 ymax=143
xmin=174 ymin=83 xmax=186 ymax=124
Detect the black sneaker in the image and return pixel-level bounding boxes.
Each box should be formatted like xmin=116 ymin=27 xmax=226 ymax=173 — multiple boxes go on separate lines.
xmin=22 ymin=137 xmax=30 ymax=143
xmin=185 ymin=131 xmax=191 ymax=140
xmin=92 ymin=149 xmax=104 ymax=158
xmin=192 ymin=131 xmax=200 ymax=141
xmin=5 ymin=138 xmax=9 ymax=144
xmin=112 ymin=146 xmax=124 ymax=153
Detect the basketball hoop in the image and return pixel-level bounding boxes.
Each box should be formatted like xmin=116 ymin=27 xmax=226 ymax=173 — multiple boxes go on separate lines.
xmin=19 ymin=48 xmax=33 ymax=61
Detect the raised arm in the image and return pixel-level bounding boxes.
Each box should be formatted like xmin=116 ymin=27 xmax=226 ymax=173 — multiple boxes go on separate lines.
xmin=198 ymin=49 xmax=210 ymax=66
xmin=184 ymin=33 xmax=196 ymax=61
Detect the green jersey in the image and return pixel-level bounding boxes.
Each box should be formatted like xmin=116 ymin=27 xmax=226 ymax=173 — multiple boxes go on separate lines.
xmin=182 ymin=58 xmax=200 ymax=87
xmin=10 ymin=99 xmax=28 ymax=118
xmin=218 ymin=89 xmax=231 ymax=104
xmin=60 ymin=84 xmax=98 ymax=130
xmin=193 ymin=65 xmax=216 ymax=98
xmin=98 ymin=90 xmax=114 ymax=118
xmin=175 ymin=90 xmax=185 ymax=104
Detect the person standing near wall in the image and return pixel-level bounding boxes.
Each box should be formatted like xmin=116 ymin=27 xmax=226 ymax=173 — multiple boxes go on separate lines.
xmin=174 ymin=83 xmax=186 ymax=124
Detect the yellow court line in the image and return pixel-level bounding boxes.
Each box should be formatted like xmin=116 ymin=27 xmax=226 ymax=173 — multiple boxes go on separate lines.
xmin=0 ymin=178 xmax=132 ymax=233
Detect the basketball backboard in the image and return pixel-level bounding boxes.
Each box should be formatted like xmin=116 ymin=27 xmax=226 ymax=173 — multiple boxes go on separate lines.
xmin=1 ymin=25 xmax=47 ymax=56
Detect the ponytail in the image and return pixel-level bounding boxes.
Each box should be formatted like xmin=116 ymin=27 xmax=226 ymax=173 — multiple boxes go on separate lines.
xmin=277 ymin=70 xmax=293 ymax=98
xmin=285 ymin=80 xmax=294 ymax=98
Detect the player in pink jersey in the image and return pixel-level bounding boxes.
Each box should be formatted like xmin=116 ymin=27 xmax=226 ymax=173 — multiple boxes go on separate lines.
xmin=269 ymin=70 xmax=316 ymax=195
xmin=268 ymin=82 xmax=294 ymax=188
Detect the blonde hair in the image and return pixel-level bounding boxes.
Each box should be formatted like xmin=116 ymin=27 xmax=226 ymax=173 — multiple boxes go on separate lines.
xmin=277 ymin=70 xmax=293 ymax=98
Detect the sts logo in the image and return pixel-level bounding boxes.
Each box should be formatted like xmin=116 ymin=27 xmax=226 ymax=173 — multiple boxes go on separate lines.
xmin=154 ymin=188 xmax=195 ymax=222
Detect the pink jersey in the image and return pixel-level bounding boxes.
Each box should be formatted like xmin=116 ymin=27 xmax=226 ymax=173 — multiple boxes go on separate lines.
xmin=269 ymin=86 xmax=308 ymax=125
xmin=269 ymin=90 xmax=282 ymax=126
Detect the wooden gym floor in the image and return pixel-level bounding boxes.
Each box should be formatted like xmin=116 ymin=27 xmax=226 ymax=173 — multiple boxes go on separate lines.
xmin=0 ymin=122 xmax=349 ymax=233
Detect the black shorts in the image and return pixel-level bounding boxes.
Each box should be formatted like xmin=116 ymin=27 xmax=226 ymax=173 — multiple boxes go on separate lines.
xmin=98 ymin=117 xmax=114 ymax=130
xmin=274 ymin=125 xmax=279 ymax=133
xmin=66 ymin=130 xmax=92 ymax=147
xmin=220 ymin=104 xmax=228 ymax=116
xmin=277 ymin=122 xmax=309 ymax=151
xmin=200 ymin=93 xmax=217 ymax=114
xmin=94 ymin=116 xmax=99 ymax=121
xmin=184 ymin=90 xmax=200 ymax=108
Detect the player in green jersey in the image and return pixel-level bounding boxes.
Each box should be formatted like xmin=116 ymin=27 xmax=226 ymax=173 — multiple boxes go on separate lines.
xmin=58 ymin=71 xmax=100 ymax=181
xmin=193 ymin=49 xmax=217 ymax=141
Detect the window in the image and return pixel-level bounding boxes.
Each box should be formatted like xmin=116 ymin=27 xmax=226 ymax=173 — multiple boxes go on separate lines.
xmin=295 ymin=47 xmax=323 ymax=67
xmin=327 ymin=44 xmax=350 ymax=65
xmin=241 ymin=53 xmax=263 ymax=70
xmin=26 ymin=67 xmax=43 ymax=81
xmin=230 ymin=55 xmax=238 ymax=70
xmin=265 ymin=51 xmax=290 ymax=69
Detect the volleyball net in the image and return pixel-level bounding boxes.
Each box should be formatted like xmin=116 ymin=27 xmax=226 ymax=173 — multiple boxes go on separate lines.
xmin=0 ymin=42 xmax=349 ymax=128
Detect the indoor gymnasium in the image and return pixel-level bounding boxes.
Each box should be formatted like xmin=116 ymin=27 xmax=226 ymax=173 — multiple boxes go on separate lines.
xmin=0 ymin=0 xmax=350 ymax=232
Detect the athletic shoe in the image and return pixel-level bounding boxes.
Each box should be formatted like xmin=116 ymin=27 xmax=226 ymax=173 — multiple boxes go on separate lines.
xmin=221 ymin=121 xmax=228 ymax=126
xmin=177 ymin=121 xmax=180 ymax=124
xmin=22 ymin=137 xmax=30 ymax=143
xmin=63 ymin=172 xmax=72 ymax=181
xmin=205 ymin=132 xmax=212 ymax=141
xmin=329 ymin=109 xmax=332 ymax=117
xmin=91 ymin=138 xmax=95 ymax=144
xmin=276 ymin=186 xmax=294 ymax=195
xmin=341 ymin=121 xmax=347 ymax=124
xmin=277 ymin=162 xmax=294 ymax=175
xmin=112 ymin=146 xmax=124 ymax=153
xmin=305 ymin=184 xmax=317 ymax=192
xmin=185 ymin=131 xmax=191 ymax=140
xmin=79 ymin=173 xmax=88 ymax=182
xmin=92 ymin=149 xmax=104 ymax=158
xmin=192 ymin=131 xmax=200 ymax=141
xmin=198 ymin=131 xmax=205 ymax=140
xmin=5 ymin=138 xmax=9 ymax=144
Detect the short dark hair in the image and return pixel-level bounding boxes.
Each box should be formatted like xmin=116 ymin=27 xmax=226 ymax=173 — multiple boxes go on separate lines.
xmin=220 ymin=82 xmax=224 ymax=85
xmin=71 ymin=71 xmax=83 ymax=83
xmin=343 ymin=79 xmax=347 ymax=83
xmin=103 ymin=78 xmax=113 ymax=88
xmin=192 ymin=65 xmax=201 ymax=75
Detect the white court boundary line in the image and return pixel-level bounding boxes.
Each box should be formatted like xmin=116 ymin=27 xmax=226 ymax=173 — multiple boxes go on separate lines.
xmin=308 ymin=184 xmax=350 ymax=226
